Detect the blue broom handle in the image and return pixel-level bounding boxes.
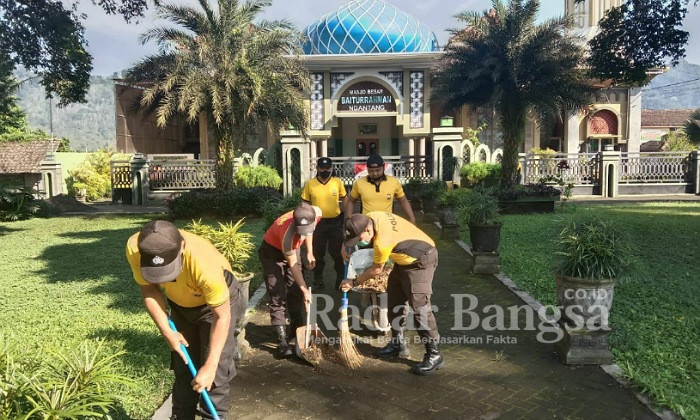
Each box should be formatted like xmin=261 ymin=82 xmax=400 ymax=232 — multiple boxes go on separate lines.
xmin=167 ymin=317 xmax=221 ymax=420
xmin=342 ymin=247 xmax=350 ymax=307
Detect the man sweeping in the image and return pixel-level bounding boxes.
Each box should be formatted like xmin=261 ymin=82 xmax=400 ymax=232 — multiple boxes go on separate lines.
xmin=126 ymin=220 xmax=240 ymax=419
xmin=301 ymin=157 xmax=347 ymax=290
xmin=339 ymin=212 xmax=445 ymax=375
xmin=258 ymin=203 xmax=322 ymax=358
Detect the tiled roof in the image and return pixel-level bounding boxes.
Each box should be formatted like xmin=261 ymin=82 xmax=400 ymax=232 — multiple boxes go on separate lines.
xmin=641 ymin=109 xmax=694 ymax=128
xmin=0 ymin=140 xmax=56 ymax=174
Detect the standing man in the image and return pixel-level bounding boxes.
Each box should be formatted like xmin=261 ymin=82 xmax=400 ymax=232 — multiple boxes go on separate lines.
xmin=258 ymin=203 xmax=322 ymax=358
xmin=344 ymin=154 xmax=415 ymax=222
xmin=301 ymin=157 xmax=346 ymax=290
xmin=340 ymin=212 xmax=444 ymax=376
xmin=126 ymin=220 xmax=240 ymax=419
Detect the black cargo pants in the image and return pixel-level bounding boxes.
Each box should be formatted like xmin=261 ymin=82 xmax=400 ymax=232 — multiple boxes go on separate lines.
xmin=169 ymin=270 xmax=241 ymax=419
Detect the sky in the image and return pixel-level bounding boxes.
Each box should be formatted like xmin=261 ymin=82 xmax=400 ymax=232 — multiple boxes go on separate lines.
xmin=76 ymin=0 xmax=700 ymax=76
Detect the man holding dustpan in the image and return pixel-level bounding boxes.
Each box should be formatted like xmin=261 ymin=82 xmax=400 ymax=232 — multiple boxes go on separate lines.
xmin=258 ymin=203 xmax=322 ymax=358
xmin=340 ymin=212 xmax=445 ymax=375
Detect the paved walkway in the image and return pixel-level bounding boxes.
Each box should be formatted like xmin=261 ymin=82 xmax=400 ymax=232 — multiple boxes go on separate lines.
xmin=569 ymin=194 xmax=699 ymax=204
xmin=226 ymin=222 xmax=655 ymax=420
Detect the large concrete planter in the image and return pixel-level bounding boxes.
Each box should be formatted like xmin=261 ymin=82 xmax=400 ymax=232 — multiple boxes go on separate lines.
xmin=468 ymin=223 xmax=502 ymax=253
xmin=555 ymin=274 xmax=616 ymax=364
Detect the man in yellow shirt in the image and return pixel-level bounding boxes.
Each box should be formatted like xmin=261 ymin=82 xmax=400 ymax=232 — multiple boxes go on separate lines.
xmin=344 ymin=154 xmax=416 ymax=223
xmin=340 ymin=212 xmax=444 ymax=376
xmin=126 ymin=220 xmax=240 ymax=419
xmin=301 ymin=157 xmax=347 ymax=289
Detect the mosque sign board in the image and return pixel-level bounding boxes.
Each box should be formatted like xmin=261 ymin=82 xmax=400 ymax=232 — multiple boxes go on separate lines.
xmin=338 ymin=81 xmax=396 ymax=112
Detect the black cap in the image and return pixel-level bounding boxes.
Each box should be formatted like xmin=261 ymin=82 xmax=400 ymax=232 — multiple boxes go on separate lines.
xmin=366 ymin=155 xmax=384 ymax=168
xmin=137 ymin=220 xmax=184 ymax=284
xmin=317 ymin=157 xmax=333 ymax=168
xmin=343 ymin=214 xmax=370 ymax=247
xmin=293 ymin=203 xmax=317 ymax=235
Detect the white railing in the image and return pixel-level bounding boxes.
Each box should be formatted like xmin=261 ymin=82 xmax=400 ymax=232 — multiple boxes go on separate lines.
xmin=309 ymin=155 xmax=433 ymax=185
xmin=521 ymin=153 xmax=599 ymax=185
xmin=148 ymin=160 xmax=216 ymax=190
xmin=619 ymin=152 xmax=692 ymax=184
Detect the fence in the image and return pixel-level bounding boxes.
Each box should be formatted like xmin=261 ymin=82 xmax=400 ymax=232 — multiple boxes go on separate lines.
xmin=520 ymin=153 xmax=600 ymax=186
xmin=308 ymin=155 xmax=432 ymax=187
xmin=148 ymin=160 xmax=216 ymax=190
xmin=618 ymin=152 xmax=692 ymax=184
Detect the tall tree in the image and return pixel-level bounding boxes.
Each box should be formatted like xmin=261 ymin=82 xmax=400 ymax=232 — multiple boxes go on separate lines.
xmin=0 ymin=57 xmax=27 ymax=134
xmin=127 ymin=0 xmax=309 ymax=190
xmin=432 ymin=0 xmax=594 ymax=185
xmin=584 ymin=0 xmax=694 ymax=86
xmin=0 ymin=0 xmax=153 ymax=107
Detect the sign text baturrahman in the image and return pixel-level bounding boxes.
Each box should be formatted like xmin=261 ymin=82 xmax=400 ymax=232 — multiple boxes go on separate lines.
xmin=338 ymin=81 xmax=396 ymax=112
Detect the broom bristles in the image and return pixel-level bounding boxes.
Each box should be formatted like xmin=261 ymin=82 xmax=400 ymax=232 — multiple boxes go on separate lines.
xmin=338 ymin=307 xmax=363 ymax=369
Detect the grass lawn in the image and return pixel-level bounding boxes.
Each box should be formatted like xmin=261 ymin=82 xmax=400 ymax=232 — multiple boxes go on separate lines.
xmin=0 ymin=215 xmax=266 ymax=419
xmin=489 ymin=202 xmax=699 ymax=419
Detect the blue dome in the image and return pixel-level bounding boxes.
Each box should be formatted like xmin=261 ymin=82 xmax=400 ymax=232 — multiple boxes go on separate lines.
xmin=301 ymin=0 xmax=439 ymax=55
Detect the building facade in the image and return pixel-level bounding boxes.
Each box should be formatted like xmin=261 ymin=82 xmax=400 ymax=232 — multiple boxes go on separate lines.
xmin=115 ymin=0 xmax=649 ymax=159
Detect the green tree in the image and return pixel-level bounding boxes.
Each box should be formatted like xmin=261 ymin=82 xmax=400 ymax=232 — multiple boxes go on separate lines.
xmin=684 ymin=109 xmax=700 ymax=145
xmin=584 ymin=0 xmax=694 ymax=86
xmin=0 ymin=57 xmax=27 ymax=134
xmin=432 ymin=0 xmax=593 ymax=185
xmin=127 ymin=0 xmax=309 ymax=190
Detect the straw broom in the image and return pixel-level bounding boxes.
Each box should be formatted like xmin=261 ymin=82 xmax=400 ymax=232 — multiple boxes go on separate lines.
xmin=338 ymin=253 xmax=363 ymax=369
xmin=338 ymin=290 xmax=362 ymax=368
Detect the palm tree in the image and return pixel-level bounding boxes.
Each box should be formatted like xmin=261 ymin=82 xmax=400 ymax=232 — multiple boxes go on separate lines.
xmin=684 ymin=109 xmax=700 ymax=146
xmin=432 ymin=0 xmax=594 ymax=185
xmin=126 ymin=0 xmax=309 ymax=190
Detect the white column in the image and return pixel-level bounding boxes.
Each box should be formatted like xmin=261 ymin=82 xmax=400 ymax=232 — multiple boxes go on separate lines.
xmin=565 ymin=110 xmax=581 ymax=153
xmin=418 ymin=137 xmax=426 ymax=156
xmin=627 ymin=87 xmax=642 ymax=153
xmin=320 ymin=139 xmax=328 ymax=157
xmin=408 ymin=137 xmax=415 ymax=157
xmin=310 ymin=139 xmax=317 ymax=160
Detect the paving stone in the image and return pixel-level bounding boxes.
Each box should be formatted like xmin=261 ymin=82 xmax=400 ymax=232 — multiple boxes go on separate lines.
xmin=225 ymin=222 xmax=657 ymax=419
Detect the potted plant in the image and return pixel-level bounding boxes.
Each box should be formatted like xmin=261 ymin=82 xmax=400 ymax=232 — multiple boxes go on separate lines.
xmin=420 ymin=180 xmax=444 ymax=212
xmin=457 ymin=190 xmax=501 ymax=252
xmin=185 ymin=219 xmax=255 ymax=333
xmin=554 ymin=218 xmax=628 ymax=364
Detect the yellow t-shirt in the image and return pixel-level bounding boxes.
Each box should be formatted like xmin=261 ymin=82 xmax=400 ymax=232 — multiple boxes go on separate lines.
xmin=350 ymin=176 xmax=405 ymax=214
xmin=368 ymin=211 xmax=435 ymax=266
xmin=126 ymin=230 xmax=232 ymax=308
xmin=301 ymin=177 xmax=346 ymax=218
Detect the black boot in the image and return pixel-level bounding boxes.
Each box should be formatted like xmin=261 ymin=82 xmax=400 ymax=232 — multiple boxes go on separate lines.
xmin=376 ymin=330 xmax=409 ymax=358
xmin=274 ymin=325 xmax=293 ymax=358
xmin=412 ymin=339 xmax=444 ymax=375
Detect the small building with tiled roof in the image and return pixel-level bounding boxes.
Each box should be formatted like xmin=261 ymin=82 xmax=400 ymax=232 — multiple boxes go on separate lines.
xmin=641 ymin=109 xmax=694 ymax=144
xmin=0 ymin=140 xmax=63 ymax=197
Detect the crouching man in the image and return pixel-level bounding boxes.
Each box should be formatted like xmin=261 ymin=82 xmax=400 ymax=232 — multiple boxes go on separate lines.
xmin=126 ymin=220 xmax=240 ymax=419
xmin=340 ymin=212 xmax=444 ymax=375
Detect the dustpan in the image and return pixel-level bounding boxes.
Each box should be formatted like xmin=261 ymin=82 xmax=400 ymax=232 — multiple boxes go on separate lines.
xmin=294 ymin=289 xmax=331 ymax=364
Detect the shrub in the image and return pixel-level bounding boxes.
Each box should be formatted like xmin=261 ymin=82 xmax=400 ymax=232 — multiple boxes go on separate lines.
xmin=261 ymin=188 xmax=302 ymax=229
xmin=555 ymin=218 xmax=629 ymax=280
xmin=0 ymin=337 xmax=133 ymax=419
xmin=65 ymin=149 xmax=125 ymax=201
xmin=167 ymin=187 xmax=283 ymax=219
xmin=439 ymin=187 xmax=471 ymax=208
xmin=457 ymin=189 xmax=500 ymax=226
xmin=403 ymin=178 xmax=425 ymax=200
xmin=460 ymin=162 xmax=501 ymax=187
xmin=186 ymin=219 xmax=254 ymax=273
xmin=420 ymin=180 xmax=445 ymax=201
xmin=0 ymin=182 xmax=41 ymax=221
xmin=493 ymin=183 xmax=561 ymax=201
xmin=234 ymin=165 xmax=283 ymax=189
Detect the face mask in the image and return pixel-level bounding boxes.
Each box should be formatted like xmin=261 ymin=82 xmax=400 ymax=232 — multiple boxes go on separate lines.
xmin=358 ymin=240 xmax=370 ymax=247
xmin=318 ymin=170 xmax=331 ymax=178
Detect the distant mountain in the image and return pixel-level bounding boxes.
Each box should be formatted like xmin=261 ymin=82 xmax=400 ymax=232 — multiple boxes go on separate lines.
xmin=642 ymin=59 xmax=700 ymax=110
xmin=10 ymin=59 xmax=700 ymax=151
xmin=14 ymin=69 xmax=118 ymax=152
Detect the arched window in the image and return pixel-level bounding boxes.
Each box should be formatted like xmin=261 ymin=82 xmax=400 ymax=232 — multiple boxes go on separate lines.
xmin=588 ymin=110 xmax=618 ymax=136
